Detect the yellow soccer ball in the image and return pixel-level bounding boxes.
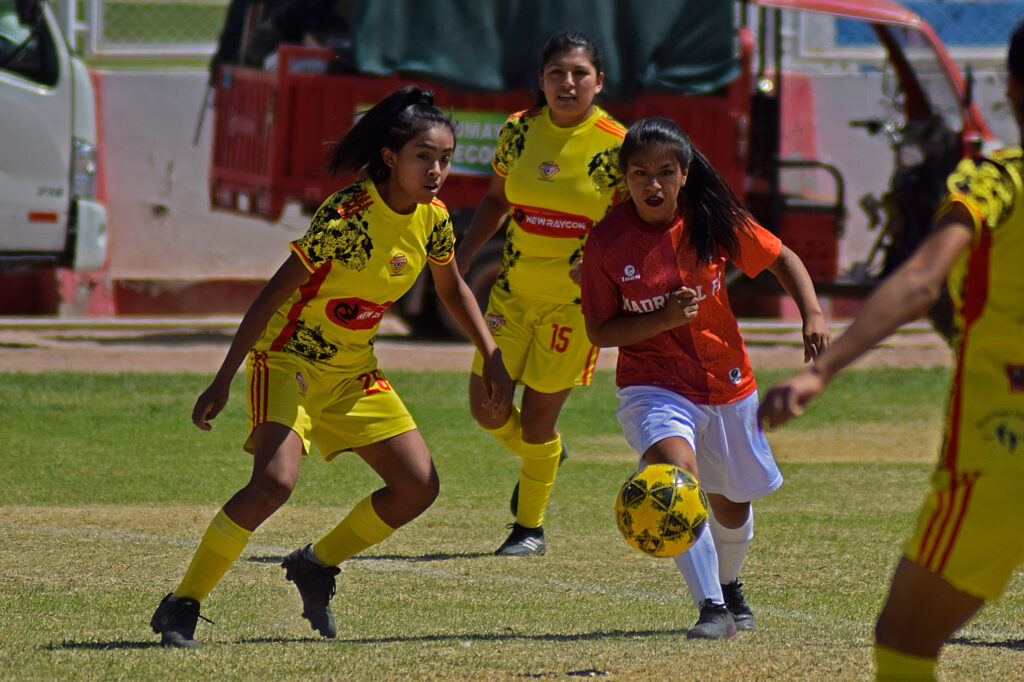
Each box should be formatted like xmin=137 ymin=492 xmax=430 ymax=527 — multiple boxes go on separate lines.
xmin=614 ymin=464 xmax=709 ymax=557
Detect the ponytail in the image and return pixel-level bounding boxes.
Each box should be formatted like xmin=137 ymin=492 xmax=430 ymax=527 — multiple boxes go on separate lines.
xmin=327 ymin=86 xmax=456 ymax=183
xmin=619 ymin=117 xmax=753 ymax=263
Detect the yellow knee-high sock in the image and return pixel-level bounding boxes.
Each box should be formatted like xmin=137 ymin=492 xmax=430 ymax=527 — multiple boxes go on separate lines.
xmin=515 ymin=436 xmax=562 ymax=529
xmin=875 ymin=644 xmax=937 ymax=681
xmin=312 ymin=495 xmax=395 ymax=566
xmin=174 ymin=509 xmax=251 ymax=602
xmin=483 ymin=406 xmax=524 ymax=453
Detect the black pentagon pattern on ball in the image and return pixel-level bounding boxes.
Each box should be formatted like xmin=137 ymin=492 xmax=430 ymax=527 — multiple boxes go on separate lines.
xmin=620 ymin=479 xmax=649 ymax=509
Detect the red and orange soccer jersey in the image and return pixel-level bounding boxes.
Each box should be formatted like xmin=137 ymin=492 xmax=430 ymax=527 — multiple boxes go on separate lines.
xmin=253 ymin=179 xmax=454 ymax=373
xmin=581 ymin=200 xmax=781 ymax=405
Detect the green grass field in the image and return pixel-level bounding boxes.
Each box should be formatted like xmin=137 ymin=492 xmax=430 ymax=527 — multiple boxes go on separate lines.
xmin=2 ymin=368 xmax=1022 ymax=680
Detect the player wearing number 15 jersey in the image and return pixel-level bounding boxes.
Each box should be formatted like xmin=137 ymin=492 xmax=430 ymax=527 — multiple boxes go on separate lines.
xmin=455 ymin=31 xmax=626 ymax=556
xmin=149 ymin=86 xmax=512 ymax=649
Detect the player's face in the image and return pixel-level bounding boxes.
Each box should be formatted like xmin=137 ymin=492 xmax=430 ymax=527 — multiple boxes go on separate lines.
xmin=624 ymin=144 xmax=688 ymax=225
xmin=381 ymin=125 xmax=454 ymax=214
xmin=539 ymin=47 xmax=604 ymax=127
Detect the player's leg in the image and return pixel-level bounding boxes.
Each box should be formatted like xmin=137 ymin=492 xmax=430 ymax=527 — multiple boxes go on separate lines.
xmin=493 ymin=386 xmax=572 ymax=556
xmin=617 ymin=385 xmax=734 ymax=640
xmin=701 ymin=391 xmax=783 ymax=633
xmin=707 ymin=495 xmax=756 ymax=631
xmin=152 ymin=421 xmax=303 ymax=648
xmin=874 ymin=557 xmax=984 ymax=680
xmin=643 ymin=438 xmax=736 ymax=641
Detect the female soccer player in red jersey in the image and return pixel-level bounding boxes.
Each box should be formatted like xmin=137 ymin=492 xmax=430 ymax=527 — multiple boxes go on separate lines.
xmin=149 ymin=86 xmax=512 ymax=648
xmin=456 ymin=31 xmax=627 ymax=556
xmin=760 ymin=21 xmax=1024 ymax=679
xmin=581 ymin=117 xmax=830 ymax=639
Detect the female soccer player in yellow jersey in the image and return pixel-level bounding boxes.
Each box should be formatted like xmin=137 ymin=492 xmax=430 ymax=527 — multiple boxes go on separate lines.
xmin=760 ymin=21 xmax=1024 ymax=679
xmin=455 ymin=31 xmax=627 ymax=556
xmin=149 ymin=86 xmax=513 ymax=648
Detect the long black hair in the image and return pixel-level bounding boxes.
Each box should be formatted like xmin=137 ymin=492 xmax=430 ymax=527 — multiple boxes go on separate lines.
xmin=1010 ymin=20 xmax=1024 ymax=83
xmin=327 ymin=86 xmax=456 ymax=183
xmin=533 ymin=30 xmax=605 ymax=107
xmin=619 ymin=117 xmax=754 ymax=263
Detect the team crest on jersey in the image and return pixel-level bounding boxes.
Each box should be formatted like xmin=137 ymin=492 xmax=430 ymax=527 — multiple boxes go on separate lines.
xmin=486 ymin=313 xmax=506 ymax=333
xmin=621 ymin=264 xmax=641 ymax=282
xmin=538 ymin=161 xmax=560 ymax=180
xmin=295 ymin=372 xmax=308 ymax=396
xmin=389 ymin=252 xmax=408 ymax=275
xmin=1007 ymin=365 xmax=1024 ymax=392
xmin=729 ymin=368 xmax=742 ymax=385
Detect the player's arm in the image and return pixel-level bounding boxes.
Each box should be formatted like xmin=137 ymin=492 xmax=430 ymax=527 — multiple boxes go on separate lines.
xmin=764 ymin=244 xmax=831 ymax=361
xmin=759 ymin=205 xmax=974 ymax=429
xmin=430 ymin=258 xmax=513 ymax=405
xmin=455 ymin=174 xmax=510 ymax=276
xmin=584 ymin=287 xmax=698 ymax=348
xmin=192 ymin=254 xmax=310 ymax=430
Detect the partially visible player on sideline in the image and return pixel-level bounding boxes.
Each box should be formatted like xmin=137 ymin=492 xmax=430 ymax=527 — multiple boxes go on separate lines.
xmin=455 ymin=31 xmax=627 ymax=556
xmin=149 ymin=86 xmax=513 ymax=648
xmin=581 ymin=117 xmax=830 ymax=639
xmin=759 ymin=22 xmax=1024 ymax=679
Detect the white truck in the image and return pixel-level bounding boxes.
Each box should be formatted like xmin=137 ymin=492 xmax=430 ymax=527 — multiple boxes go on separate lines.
xmin=0 ymin=0 xmax=106 ymax=271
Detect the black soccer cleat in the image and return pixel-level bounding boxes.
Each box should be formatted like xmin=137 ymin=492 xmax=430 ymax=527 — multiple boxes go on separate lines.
xmin=150 ymin=593 xmax=208 ymax=649
xmin=281 ymin=544 xmax=341 ymax=638
xmin=686 ymin=599 xmax=737 ymax=640
xmin=722 ymin=580 xmax=756 ymax=631
xmin=509 ymin=443 xmax=568 ymax=516
xmin=495 ymin=522 xmax=546 ymax=556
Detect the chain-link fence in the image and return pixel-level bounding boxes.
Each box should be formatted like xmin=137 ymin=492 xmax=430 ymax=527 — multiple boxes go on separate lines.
xmin=77 ymin=0 xmax=1024 ymax=67
xmin=83 ymin=0 xmax=228 ymax=58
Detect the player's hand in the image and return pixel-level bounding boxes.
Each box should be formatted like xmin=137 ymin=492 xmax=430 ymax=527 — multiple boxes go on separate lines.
xmin=480 ymin=349 xmax=514 ymax=420
xmin=758 ymin=368 xmax=825 ymax=430
xmin=802 ymin=314 xmax=831 ymax=362
xmin=192 ymin=381 xmax=230 ymax=431
xmin=665 ymin=287 xmax=698 ymax=326
xmin=568 ymin=259 xmax=583 ymax=286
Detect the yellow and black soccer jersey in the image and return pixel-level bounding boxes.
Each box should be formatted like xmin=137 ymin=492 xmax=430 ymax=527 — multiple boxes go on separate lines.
xmin=493 ymin=105 xmax=626 ymax=304
xmin=936 ymin=146 xmax=1024 ymax=473
xmin=254 ymin=179 xmax=454 ymax=372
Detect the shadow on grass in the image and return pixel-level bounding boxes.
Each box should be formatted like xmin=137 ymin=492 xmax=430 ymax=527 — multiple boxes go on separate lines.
xmin=949 ymin=635 xmax=1024 ymax=651
xmin=50 ymin=628 xmax=689 ymax=652
xmin=246 ymin=552 xmax=493 ymax=565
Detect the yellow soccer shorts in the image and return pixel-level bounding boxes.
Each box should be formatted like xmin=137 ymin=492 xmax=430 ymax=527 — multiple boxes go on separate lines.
xmin=472 ymin=286 xmax=600 ymax=394
xmin=245 ymin=350 xmax=417 ymax=461
xmin=904 ymin=466 xmax=1024 ymax=601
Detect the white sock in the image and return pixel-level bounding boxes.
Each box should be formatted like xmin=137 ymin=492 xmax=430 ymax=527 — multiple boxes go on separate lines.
xmin=710 ymin=507 xmax=754 ymax=585
xmin=672 ymin=525 xmax=724 ymax=607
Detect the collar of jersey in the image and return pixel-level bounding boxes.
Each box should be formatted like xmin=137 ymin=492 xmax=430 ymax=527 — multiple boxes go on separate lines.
xmin=541 ymin=104 xmax=604 ymax=137
xmin=365 ymin=178 xmax=418 ymax=224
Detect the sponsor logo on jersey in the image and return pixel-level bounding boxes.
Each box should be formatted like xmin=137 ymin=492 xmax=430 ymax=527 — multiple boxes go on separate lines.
xmin=538 ymin=161 xmax=560 ymax=180
xmin=977 ymin=411 xmax=1024 ymax=454
xmin=621 ymin=264 xmax=641 ymax=282
xmin=389 ymin=252 xmax=408 ymax=275
xmin=326 ymin=297 xmax=394 ymax=330
xmin=510 ymin=204 xmax=591 ymax=238
xmin=486 ymin=313 xmax=506 ymax=333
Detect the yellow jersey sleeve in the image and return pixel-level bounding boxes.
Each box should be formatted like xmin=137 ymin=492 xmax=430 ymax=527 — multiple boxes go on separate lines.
xmin=940 ymin=148 xmax=1024 ymax=241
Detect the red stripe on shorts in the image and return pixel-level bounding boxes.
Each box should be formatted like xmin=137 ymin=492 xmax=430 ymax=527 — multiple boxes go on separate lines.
xmin=581 ymin=344 xmax=600 ymax=385
xmin=936 ymin=473 xmax=977 ymax=574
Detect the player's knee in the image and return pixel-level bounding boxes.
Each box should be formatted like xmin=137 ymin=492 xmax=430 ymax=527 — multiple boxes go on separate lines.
xmin=248 ymin=470 xmax=295 ymax=511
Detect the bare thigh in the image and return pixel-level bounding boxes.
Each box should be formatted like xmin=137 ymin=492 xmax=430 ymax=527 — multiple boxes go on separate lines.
xmin=354 ymin=430 xmax=439 ymax=528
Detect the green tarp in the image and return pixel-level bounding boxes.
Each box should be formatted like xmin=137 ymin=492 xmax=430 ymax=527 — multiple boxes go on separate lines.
xmin=350 ymin=0 xmax=738 ymax=98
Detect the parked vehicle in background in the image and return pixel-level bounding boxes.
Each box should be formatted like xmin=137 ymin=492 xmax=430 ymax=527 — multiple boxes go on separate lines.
xmin=0 ymin=0 xmax=107 ymax=273
xmin=206 ymin=0 xmax=992 ymax=338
